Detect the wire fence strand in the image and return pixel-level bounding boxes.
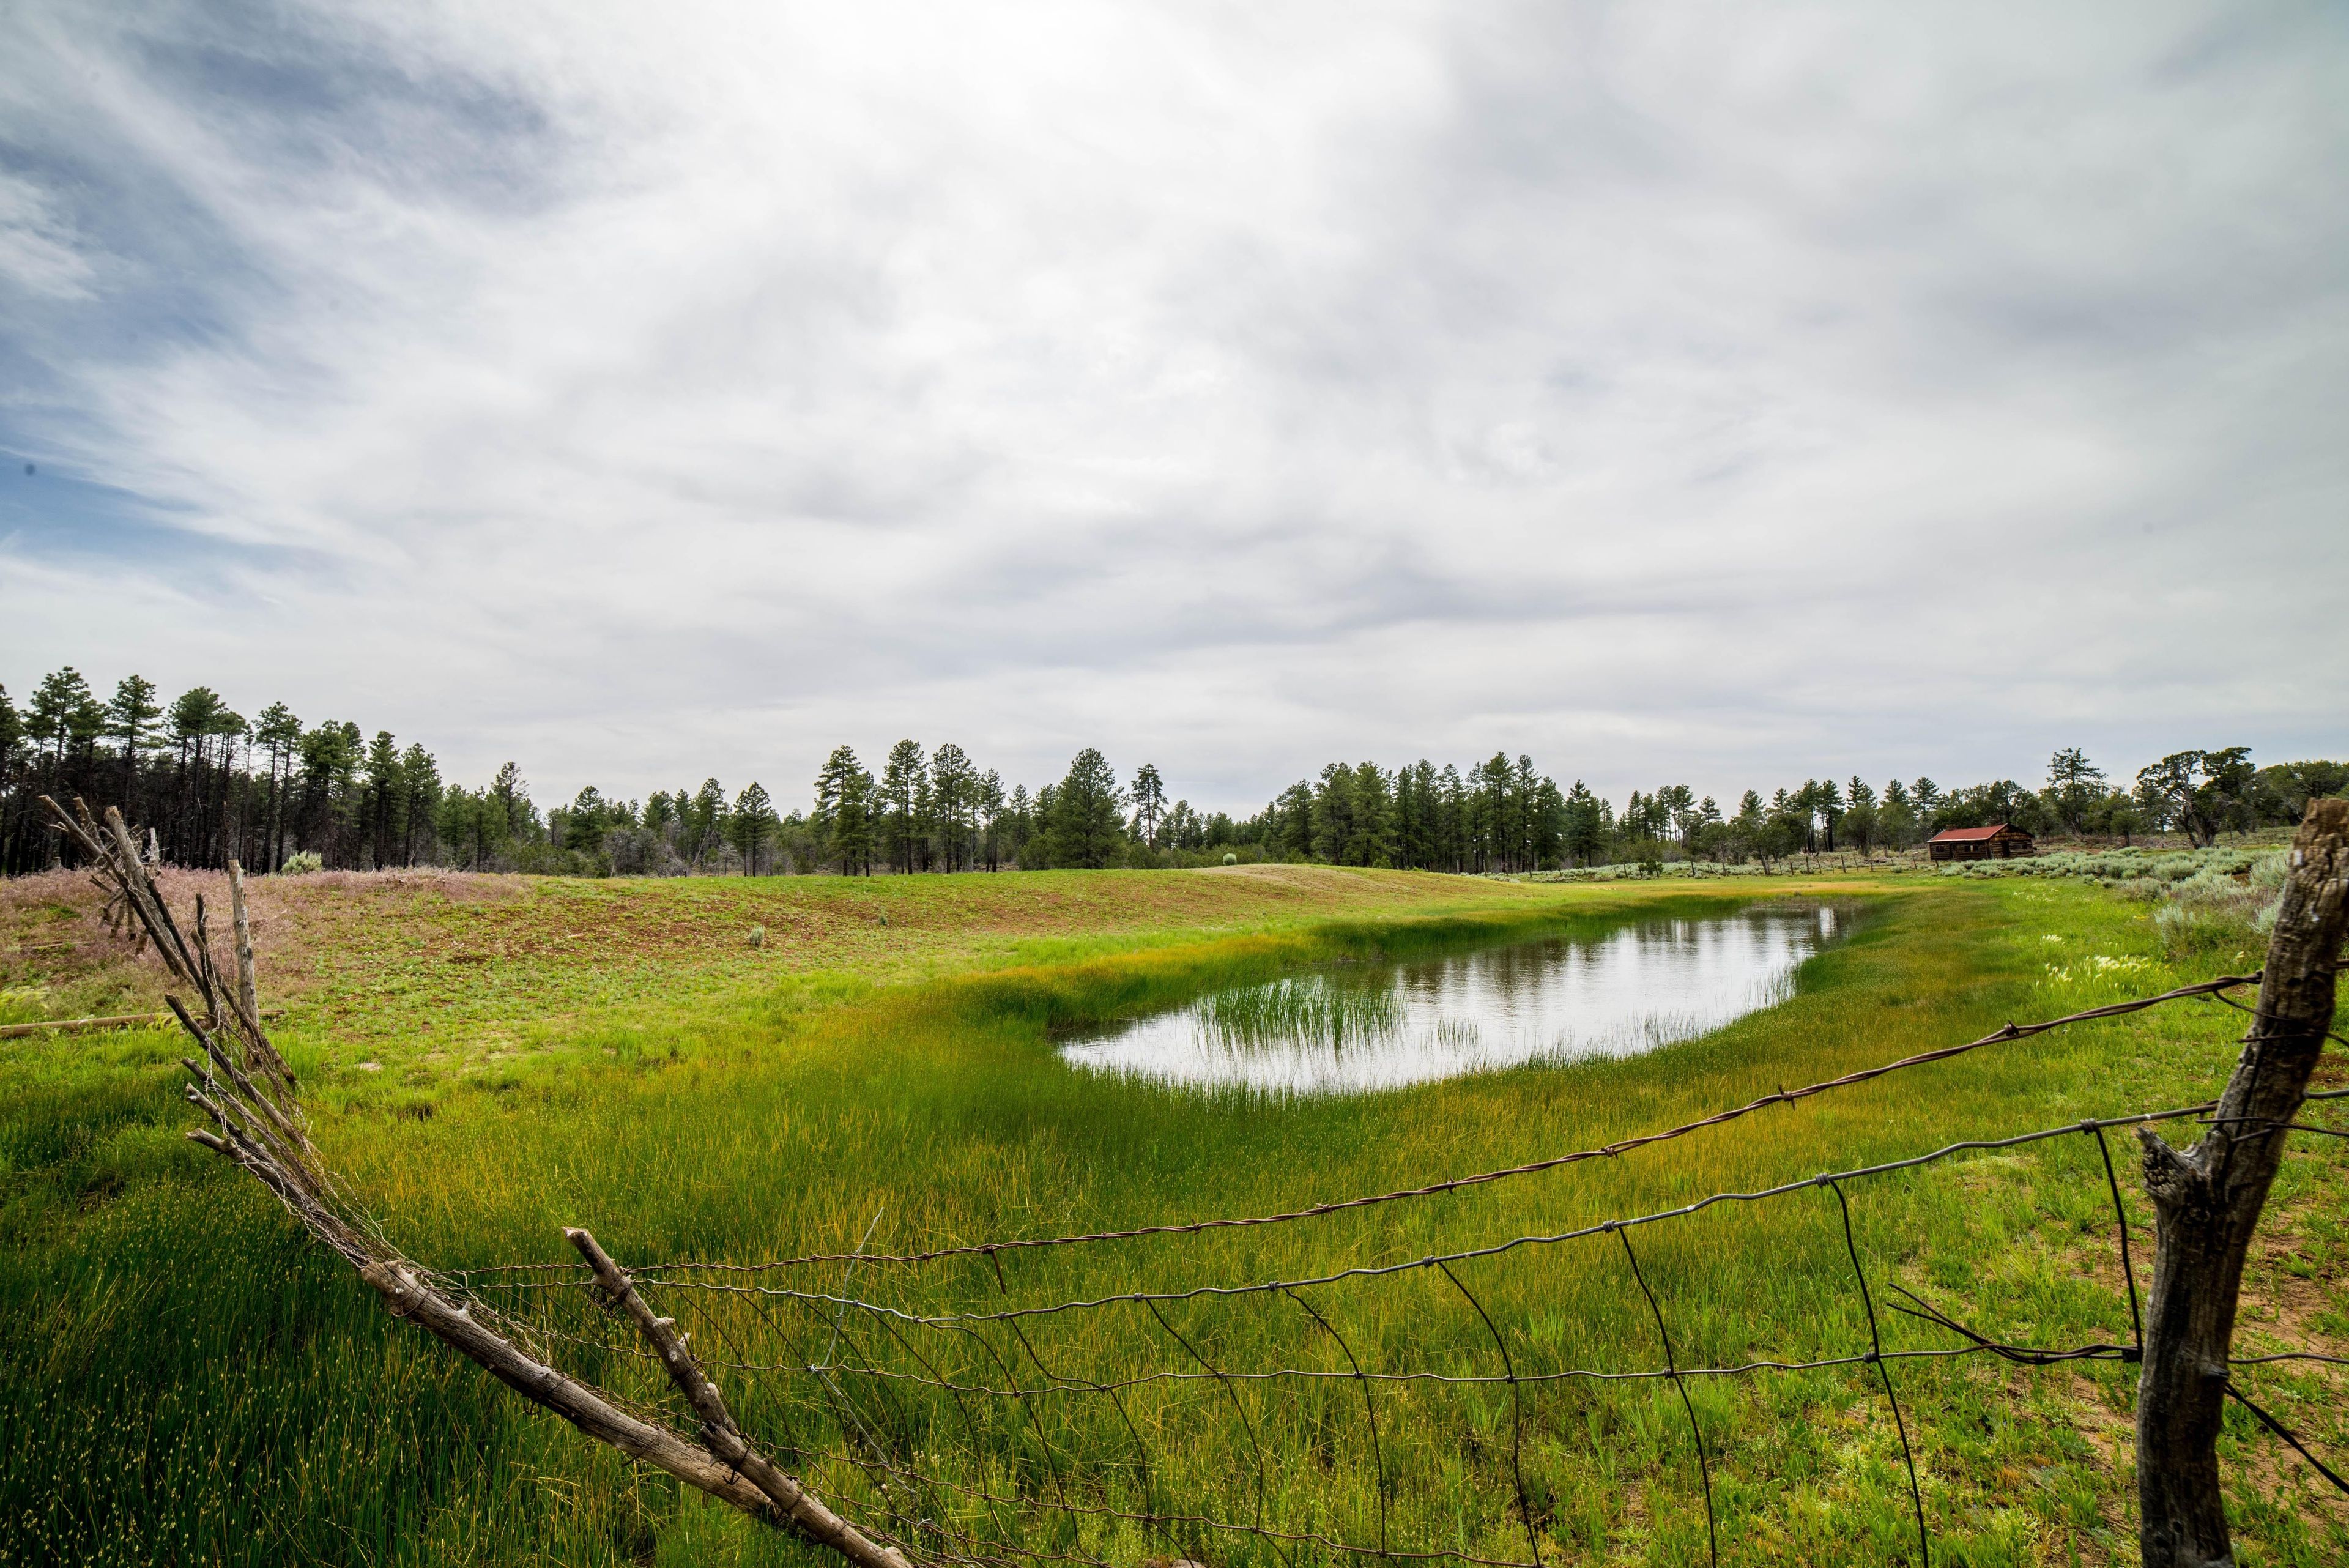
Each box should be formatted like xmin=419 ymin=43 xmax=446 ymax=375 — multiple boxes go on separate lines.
xmin=432 ymin=970 xmax=2349 ymax=1568
xmin=451 ymin=973 xmax=2266 ymax=1281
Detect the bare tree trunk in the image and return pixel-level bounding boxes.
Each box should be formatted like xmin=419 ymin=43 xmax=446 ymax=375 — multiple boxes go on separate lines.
xmin=2136 ymin=799 xmax=2348 ymax=1566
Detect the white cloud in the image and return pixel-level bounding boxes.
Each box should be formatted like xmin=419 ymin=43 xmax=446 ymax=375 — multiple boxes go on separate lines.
xmin=2 ymin=0 xmax=2344 ymax=812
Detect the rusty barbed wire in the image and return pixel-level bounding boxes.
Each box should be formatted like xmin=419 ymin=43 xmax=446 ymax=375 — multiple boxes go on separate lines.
xmin=453 ymin=972 xmax=2264 ymax=1281
xmin=467 ymin=1092 xmax=2345 ymax=1325
xmin=443 ymin=1083 xmax=2349 ymax=1568
xmin=432 ymin=976 xmax=2349 ymax=1568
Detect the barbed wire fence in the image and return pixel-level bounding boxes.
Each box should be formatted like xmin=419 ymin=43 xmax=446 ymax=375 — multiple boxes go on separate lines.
xmin=42 ymin=794 xmax=2349 ymax=1567
xmin=440 ymin=1071 xmax=2349 ymax=1568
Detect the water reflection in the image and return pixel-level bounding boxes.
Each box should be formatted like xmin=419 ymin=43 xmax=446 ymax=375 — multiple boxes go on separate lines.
xmin=1059 ymin=904 xmax=1845 ymax=1095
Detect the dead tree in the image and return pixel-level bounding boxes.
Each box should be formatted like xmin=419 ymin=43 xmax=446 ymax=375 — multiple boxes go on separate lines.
xmin=40 ymin=797 xmax=909 ymax=1568
xmin=2137 ymin=798 xmax=2349 ymax=1566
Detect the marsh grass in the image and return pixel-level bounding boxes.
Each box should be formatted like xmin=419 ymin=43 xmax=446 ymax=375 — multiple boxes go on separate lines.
xmin=1189 ymin=972 xmax=1410 ymax=1050
xmin=4 ymin=875 xmax=2346 ymax=1566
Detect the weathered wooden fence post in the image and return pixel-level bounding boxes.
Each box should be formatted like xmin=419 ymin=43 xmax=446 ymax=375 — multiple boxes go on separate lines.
xmin=39 ymin=797 xmax=910 ymax=1568
xmin=2136 ymin=799 xmax=2348 ymax=1566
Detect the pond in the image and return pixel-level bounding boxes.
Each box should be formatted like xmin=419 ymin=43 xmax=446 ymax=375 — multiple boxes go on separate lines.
xmin=1058 ymin=902 xmax=1849 ymax=1095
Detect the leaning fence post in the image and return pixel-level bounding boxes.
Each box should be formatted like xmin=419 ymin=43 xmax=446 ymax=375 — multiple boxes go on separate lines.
xmin=2135 ymin=800 xmax=2348 ymax=1566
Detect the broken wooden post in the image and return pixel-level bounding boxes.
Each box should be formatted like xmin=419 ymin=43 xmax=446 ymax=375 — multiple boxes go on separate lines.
xmin=228 ymin=858 xmax=261 ymax=1038
xmin=2136 ymin=799 xmax=2348 ymax=1566
xmin=568 ymin=1228 xmax=912 ymax=1568
xmin=39 ymin=796 xmax=906 ymax=1568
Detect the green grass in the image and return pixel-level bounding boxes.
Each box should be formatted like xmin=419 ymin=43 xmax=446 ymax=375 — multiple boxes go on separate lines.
xmin=1 ymin=864 xmax=1683 ymax=1079
xmin=3 ymin=870 xmax=2345 ymax=1566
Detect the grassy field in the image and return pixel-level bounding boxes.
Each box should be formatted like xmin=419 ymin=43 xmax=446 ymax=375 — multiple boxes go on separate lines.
xmin=1 ymin=864 xmax=1638 ymax=1083
xmin=2 ymin=866 xmax=2343 ymax=1566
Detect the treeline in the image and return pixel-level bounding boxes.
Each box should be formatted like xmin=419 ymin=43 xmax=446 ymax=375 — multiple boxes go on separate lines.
xmin=3 ymin=665 xmax=2341 ymax=877
xmin=0 ymin=669 xmax=451 ymax=877
xmin=551 ymin=746 xmax=1232 ymax=877
xmin=1239 ymin=746 xmax=2346 ymax=871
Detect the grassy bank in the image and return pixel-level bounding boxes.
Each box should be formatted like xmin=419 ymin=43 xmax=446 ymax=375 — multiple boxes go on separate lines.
xmin=1 ymin=865 xmax=1702 ymax=1078
xmin=4 ymin=871 xmax=2344 ymax=1565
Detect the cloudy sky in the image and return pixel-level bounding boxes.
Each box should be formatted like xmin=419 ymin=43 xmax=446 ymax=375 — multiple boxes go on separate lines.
xmin=4 ymin=1 xmax=2344 ymax=815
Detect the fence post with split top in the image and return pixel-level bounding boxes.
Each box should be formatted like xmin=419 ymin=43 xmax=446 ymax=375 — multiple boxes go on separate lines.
xmin=2135 ymin=800 xmax=2348 ymax=1566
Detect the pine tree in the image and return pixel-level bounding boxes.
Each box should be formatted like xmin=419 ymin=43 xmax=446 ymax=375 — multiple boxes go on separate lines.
xmin=0 ymin=685 xmax=20 ymax=788
xmin=930 ymin=743 xmax=976 ymax=871
xmin=813 ymin=747 xmax=873 ymax=874
xmin=292 ymin=722 xmax=361 ymax=867
xmin=1657 ymin=784 xmax=1696 ymax=854
xmin=2046 ymin=747 xmax=2106 ymax=836
xmin=1767 ymin=788 xmax=1809 ymax=867
xmin=1692 ymin=795 xmax=1724 ymax=860
xmin=492 ymin=762 xmax=531 ymax=844
xmin=0 ymin=684 xmax=21 ymax=869
xmin=1438 ymin=764 xmax=1466 ymax=871
xmin=1310 ymin=762 xmax=1354 ymax=863
xmin=913 ymin=769 xmax=937 ymax=872
xmin=687 ymin=778 xmax=729 ymax=869
xmin=104 ymin=675 xmax=161 ymax=814
xmin=1842 ymin=776 xmax=1878 ymax=856
xmin=879 ymin=740 xmax=926 ymax=874
xmin=1879 ymin=779 xmax=1917 ymax=850
xmin=1348 ymin=763 xmax=1396 ymax=867
xmin=1627 ymin=787 xmax=1664 ymax=863
xmin=978 ymin=769 xmax=1005 ymax=870
xmin=1730 ymin=790 xmax=1767 ymax=864
xmin=363 ymin=732 xmax=404 ymax=869
xmin=165 ymin=688 xmax=233 ymax=864
xmin=1529 ymin=775 xmax=1566 ymax=868
xmin=29 ymin=669 xmax=101 ymax=804
xmin=1004 ymin=782 xmax=1033 ymax=866
xmin=1274 ymin=781 xmax=1315 ymax=861
xmin=1050 ymin=749 xmax=1125 ymax=868
xmin=432 ymin=786 xmax=479 ymax=869
xmin=1395 ymin=760 xmax=1437 ymax=869
xmin=399 ymin=745 xmax=442 ymax=866
xmin=563 ymin=786 xmax=609 ymax=853
xmin=1129 ymin=764 xmax=1167 ymax=847
xmin=1564 ymin=781 xmax=1605 ymax=866
xmin=252 ymin=703 xmax=302 ymax=870
xmin=1508 ymin=756 xmax=1541 ymax=871
xmin=1028 ymin=784 xmax=1059 ymax=867
xmin=1783 ymin=781 xmax=1816 ymax=853
xmin=1473 ymin=754 xmax=1512 ymax=871
xmin=732 ymin=783 xmax=776 ymax=875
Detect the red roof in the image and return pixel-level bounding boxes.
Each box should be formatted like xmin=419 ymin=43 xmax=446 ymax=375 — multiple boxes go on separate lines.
xmin=1928 ymin=823 xmax=2027 ymax=842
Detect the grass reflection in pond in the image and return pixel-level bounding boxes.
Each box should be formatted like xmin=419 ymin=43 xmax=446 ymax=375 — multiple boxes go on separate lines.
xmin=1059 ymin=902 xmax=1848 ymax=1093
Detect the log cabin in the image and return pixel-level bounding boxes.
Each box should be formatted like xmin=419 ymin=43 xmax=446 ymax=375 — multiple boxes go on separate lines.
xmin=1926 ymin=823 xmax=2035 ymax=861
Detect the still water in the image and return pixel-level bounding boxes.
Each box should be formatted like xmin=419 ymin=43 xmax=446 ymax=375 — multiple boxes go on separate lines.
xmin=1059 ymin=904 xmax=1847 ymax=1095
